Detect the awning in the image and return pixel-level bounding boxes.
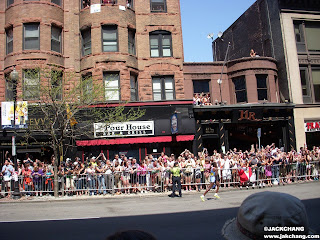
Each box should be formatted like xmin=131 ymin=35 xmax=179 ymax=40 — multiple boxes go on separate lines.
xmin=76 ymin=135 xmax=194 ymax=146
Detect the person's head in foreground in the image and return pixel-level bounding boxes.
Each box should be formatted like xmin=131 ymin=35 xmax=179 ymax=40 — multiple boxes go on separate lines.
xmin=222 ymin=191 xmax=313 ymax=240
xmin=106 ymin=230 xmax=157 ymax=240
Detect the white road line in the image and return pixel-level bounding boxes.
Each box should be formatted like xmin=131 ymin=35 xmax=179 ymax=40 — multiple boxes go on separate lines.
xmin=0 ymin=216 xmax=102 ymax=223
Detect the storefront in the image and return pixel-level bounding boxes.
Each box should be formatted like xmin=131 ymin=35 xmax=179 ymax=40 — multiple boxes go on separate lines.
xmin=75 ymin=101 xmax=196 ymax=162
xmin=305 ymin=120 xmax=320 ymax=149
xmin=193 ymin=103 xmax=296 ymax=154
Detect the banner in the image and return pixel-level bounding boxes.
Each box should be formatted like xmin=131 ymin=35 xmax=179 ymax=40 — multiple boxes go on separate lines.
xmin=1 ymin=101 xmax=28 ymax=129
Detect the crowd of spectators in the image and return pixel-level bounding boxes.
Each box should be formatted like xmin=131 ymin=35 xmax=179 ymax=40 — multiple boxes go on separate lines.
xmin=193 ymin=93 xmax=213 ymax=106
xmin=1 ymin=144 xmax=319 ymax=198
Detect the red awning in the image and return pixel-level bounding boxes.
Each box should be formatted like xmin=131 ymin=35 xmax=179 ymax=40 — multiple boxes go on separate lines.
xmin=176 ymin=135 xmax=194 ymax=142
xmin=76 ymin=135 xmax=194 ymax=146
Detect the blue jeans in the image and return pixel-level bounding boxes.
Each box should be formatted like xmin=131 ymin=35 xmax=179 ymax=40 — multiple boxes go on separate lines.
xmin=88 ymin=179 xmax=95 ymax=195
xmin=98 ymin=175 xmax=107 ymax=194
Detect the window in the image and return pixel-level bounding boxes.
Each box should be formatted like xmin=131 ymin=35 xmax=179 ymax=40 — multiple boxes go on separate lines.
xmin=104 ymin=73 xmax=120 ymax=101
xmin=81 ymin=28 xmax=91 ymax=56
xmin=300 ymin=67 xmax=320 ymax=103
xmin=305 ymin=22 xmax=320 ymax=52
xmin=232 ymin=76 xmax=247 ymax=103
xmin=311 ymin=68 xmax=320 ymax=102
xmin=7 ymin=0 xmax=14 ymax=7
xmin=126 ymin=0 xmax=133 ymax=8
xmin=81 ymin=73 xmax=93 ymax=101
xmin=130 ymin=75 xmax=138 ymax=101
xmin=51 ymin=26 xmax=62 ymax=53
xmin=23 ymin=23 xmax=40 ymax=50
xmin=23 ymin=69 xmax=40 ymax=100
xmin=300 ymin=68 xmax=311 ymax=103
xmin=193 ymin=80 xmax=210 ymax=94
xmin=256 ymin=74 xmax=268 ymax=101
xmin=128 ymin=29 xmax=136 ymax=55
xmin=150 ymin=31 xmax=172 ymax=57
xmin=152 ymin=76 xmax=174 ymax=101
xmin=5 ymin=73 xmax=14 ymax=101
xmin=101 ymin=0 xmax=117 ymax=4
xmin=150 ymin=0 xmax=166 ymax=12
xmin=102 ymin=25 xmax=118 ymax=52
xmin=81 ymin=0 xmax=90 ymax=9
xmin=51 ymin=70 xmax=63 ymax=101
xmin=6 ymin=27 xmax=13 ymax=55
xmin=294 ymin=21 xmax=320 ymax=53
xmin=51 ymin=0 xmax=61 ymax=6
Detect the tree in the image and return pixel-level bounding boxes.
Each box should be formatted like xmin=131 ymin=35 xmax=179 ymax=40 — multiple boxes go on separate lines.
xmin=17 ymin=67 xmax=145 ymax=197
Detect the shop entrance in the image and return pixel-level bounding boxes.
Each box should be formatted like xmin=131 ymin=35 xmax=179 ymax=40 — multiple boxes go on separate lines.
xmin=306 ymin=131 xmax=320 ymax=149
xmin=202 ymin=138 xmax=220 ymax=154
xmin=226 ymin=122 xmax=285 ymax=151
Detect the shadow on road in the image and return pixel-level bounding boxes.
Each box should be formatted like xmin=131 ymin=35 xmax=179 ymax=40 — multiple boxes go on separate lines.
xmin=0 ymin=198 xmax=319 ymax=240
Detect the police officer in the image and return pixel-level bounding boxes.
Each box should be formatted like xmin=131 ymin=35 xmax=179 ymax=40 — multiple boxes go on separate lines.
xmin=169 ymin=161 xmax=182 ymax=197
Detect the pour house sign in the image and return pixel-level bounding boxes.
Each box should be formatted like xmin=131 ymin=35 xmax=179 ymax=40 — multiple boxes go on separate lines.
xmin=94 ymin=121 xmax=154 ymax=138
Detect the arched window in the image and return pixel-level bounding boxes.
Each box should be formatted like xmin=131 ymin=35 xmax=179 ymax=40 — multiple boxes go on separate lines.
xmin=149 ymin=31 xmax=172 ymax=58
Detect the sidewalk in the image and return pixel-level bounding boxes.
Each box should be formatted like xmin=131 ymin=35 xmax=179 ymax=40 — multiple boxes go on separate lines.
xmin=0 ymin=180 xmax=317 ymax=204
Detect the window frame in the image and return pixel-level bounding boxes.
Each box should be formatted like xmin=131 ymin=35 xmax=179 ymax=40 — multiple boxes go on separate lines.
xmin=51 ymin=0 xmax=62 ymax=6
xmin=7 ymin=0 xmax=14 ymax=8
xmin=193 ymin=80 xmax=210 ymax=94
xmin=23 ymin=69 xmax=40 ymax=100
xmin=103 ymin=72 xmax=120 ymax=101
xmin=51 ymin=70 xmax=63 ymax=101
xmin=128 ymin=28 xmax=136 ymax=55
xmin=130 ymin=75 xmax=138 ymax=101
xmin=310 ymin=67 xmax=320 ymax=103
xmin=81 ymin=28 xmax=91 ymax=56
xmin=149 ymin=31 xmax=172 ymax=58
xmin=101 ymin=25 xmax=118 ymax=52
xmin=6 ymin=27 xmax=13 ymax=55
xmin=232 ymin=76 xmax=247 ymax=103
xmin=23 ymin=23 xmax=40 ymax=50
xmin=294 ymin=20 xmax=320 ymax=53
xmin=150 ymin=0 xmax=167 ymax=13
xmin=256 ymin=74 xmax=269 ymax=101
xmin=101 ymin=0 xmax=117 ymax=4
xmin=152 ymin=76 xmax=175 ymax=101
xmin=126 ymin=0 xmax=134 ymax=9
xmin=5 ymin=73 xmax=14 ymax=101
xmin=299 ymin=66 xmax=312 ymax=103
xmin=51 ymin=25 xmax=62 ymax=53
xmin=81 ymin=0 xmax=90 ymax=9
xmin=81 ymin=73 xmax=93 ymax=100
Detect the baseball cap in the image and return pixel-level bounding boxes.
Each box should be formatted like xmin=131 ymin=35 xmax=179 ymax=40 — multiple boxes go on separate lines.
xmin=222 ymin=191 xmax=312 ymax=239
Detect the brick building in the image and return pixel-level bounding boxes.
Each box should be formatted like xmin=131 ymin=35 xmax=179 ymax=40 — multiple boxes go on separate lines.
xmin=214 ymin=0 xmax=320 ymax=150
xmin=0 ymin=0 xmax=194 ymax=161
xmin=0 ymin=0 xmax=303 ymax=161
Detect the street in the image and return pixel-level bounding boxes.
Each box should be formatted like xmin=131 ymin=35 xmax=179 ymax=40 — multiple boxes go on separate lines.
xmin=0 ymin=182 xmax=319 ymax=240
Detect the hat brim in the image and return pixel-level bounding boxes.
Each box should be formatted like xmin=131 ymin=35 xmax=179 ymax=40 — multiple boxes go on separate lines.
xmin=222 ymin=218 xmax=316 ymax=240
xmin=221 ymin=218 xmax=251 ymax=240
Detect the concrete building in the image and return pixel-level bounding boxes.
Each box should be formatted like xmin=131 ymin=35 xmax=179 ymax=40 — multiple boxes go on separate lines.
xmin=214 ymin=0 xmax=320 ymax=150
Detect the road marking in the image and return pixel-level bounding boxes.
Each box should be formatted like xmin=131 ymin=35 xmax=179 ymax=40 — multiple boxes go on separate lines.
xmin=0 ymin=216 xmax=102 ymax=223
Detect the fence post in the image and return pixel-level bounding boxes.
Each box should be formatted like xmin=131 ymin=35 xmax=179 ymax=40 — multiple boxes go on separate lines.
xmin=111 ymin=173 xmax=115 ymax=195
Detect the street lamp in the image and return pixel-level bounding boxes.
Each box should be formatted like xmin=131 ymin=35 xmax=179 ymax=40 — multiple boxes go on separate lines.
xmin=207 ymin=31 xmax=223 ymax=62
xmin=10 ymin=66 xmax=21 ymax=199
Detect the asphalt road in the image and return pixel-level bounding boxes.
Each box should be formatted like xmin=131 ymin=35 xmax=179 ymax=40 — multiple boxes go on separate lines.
xmin=0 ymin=182 xmax=319 ymax=240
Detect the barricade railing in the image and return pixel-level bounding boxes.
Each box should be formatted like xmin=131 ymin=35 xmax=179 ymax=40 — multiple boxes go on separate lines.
xmin=0 ymin=162 xmax=319 ymax=197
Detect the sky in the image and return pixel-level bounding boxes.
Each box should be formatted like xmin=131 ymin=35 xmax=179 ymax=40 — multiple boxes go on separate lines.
xmin=181 ymin=0 xmax=256 ymax=62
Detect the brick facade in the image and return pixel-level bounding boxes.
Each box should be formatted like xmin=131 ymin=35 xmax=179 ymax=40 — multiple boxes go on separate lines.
xmin=0 ymin=0 xmax=184 ymax=102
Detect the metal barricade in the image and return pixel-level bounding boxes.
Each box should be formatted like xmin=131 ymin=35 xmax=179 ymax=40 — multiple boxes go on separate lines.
xmin=1 ymin=161 xmax=319 ymax=198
